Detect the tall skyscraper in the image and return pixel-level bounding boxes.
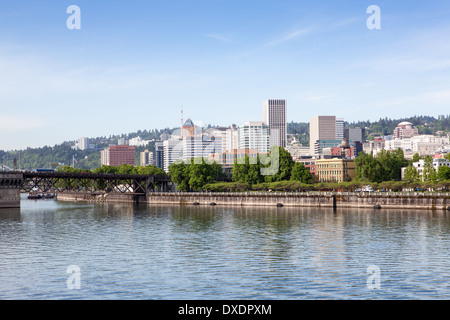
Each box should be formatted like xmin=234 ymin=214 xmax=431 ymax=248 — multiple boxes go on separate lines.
xmin=262 ymin=99 xmax=287 ymax=148
xmin=155 ymin=141 xmax=165 ymax=170
xmin=309 ymin=116 xmax=337 ymax=155
xmin=336 ymin=118 xmax=344 ymax=140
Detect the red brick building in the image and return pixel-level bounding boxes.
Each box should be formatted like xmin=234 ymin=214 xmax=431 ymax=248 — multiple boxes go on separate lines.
xmin=108 ymin=145 xmax=135 ymax=166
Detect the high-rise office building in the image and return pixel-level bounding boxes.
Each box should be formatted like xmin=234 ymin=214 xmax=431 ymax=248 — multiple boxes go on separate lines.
xmin=336 ymin=118 xmax=344 ymax=140
xmin=103 ymin=145 xmax=135 ymax=167
xmin=182 ymin=135 xmax=222 ymax=163
xmin=100 ymin=148 xmax=109 ymax=166
xmin=309 ymin=116 xmax=337 ymax=155
xmin=238 ymin=121 xmax=270 ymax=154
xmin=78 ymin=137 xmax=90 ymax=151
xmin=211 ymin=125 xmax=239 ymax=152
xmin=155 ymin=141 xmax=165 ymax=170
xmin=262 ymin=99 xmax=287 ymax=148
xmin=140 ymin=150 xmax=154 ymax=167
xmin=163 ymin=139 xmax=183 ymax=173
xmin=345 ymin=127 xmax=363 ymax=143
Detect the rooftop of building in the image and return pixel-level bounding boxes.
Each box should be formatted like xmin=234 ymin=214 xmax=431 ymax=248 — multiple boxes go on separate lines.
xmin=182 ymin=118 xmax=194 ymax=127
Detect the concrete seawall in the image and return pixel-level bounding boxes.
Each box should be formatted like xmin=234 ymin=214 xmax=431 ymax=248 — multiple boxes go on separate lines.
xmin=146 ymin=192 xmax=450 ymax=210
xmin=56 ymin=191 xmax=450 ymax=210
xmin=57 ymin=192 xmax=147 ymax=204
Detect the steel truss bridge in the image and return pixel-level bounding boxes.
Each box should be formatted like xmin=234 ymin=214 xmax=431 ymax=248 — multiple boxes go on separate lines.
xmin=19 ymin=171 xmax=173 ymax=194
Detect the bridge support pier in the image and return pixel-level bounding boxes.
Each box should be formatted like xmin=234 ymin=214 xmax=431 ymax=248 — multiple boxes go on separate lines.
xmin=0 ymin=173 xmax=23 ymax=208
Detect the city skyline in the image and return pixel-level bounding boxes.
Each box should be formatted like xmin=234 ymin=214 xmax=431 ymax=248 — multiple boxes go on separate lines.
xmin=1 ymin=1 xmax=450 ymax=150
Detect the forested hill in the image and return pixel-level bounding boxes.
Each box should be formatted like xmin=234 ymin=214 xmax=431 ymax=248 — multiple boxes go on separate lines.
xmin=0 ymin=127 xmax=176 ymax=171
xmin=1 ymin=115 xmax=449 ymax=170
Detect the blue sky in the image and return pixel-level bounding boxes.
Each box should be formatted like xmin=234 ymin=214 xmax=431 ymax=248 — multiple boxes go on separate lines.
xmin=1 ymin=0 xmax=450 ymax=150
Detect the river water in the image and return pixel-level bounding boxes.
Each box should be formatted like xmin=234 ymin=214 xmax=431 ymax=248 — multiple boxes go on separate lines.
xmin=0 ymin=194 xmax=449 ymax=300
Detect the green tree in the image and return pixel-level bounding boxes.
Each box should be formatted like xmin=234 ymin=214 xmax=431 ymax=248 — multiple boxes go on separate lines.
xmin=231 ymin=155 xmax=263 ymax=185
xmin=412 ymin=153 xmax=421 ymax=163
xmin=403 ymin=165 xmax=420 ymax=183
xmin=387 ymin=148 xmax=409 ymax=181
xmin=135 ymin=165 xmax=165 ymax=176
xmin=422 ymin=156 xmax=437 ymax=182
xmin=188 ymin=158 xmax=219 ymax=191
xmin=355 ymin=149 xmax=407 ymax=183
xmin=354 ymin=152 xmax=382 ymax=182
xmin=263 ymin=147 xmax=294 ymax=183
xmin=290 ymin=162 xmax=313 ymax=184
xmin=437 ymin=166 xmax=450 ymax=181
xmin=247 ymin=158 xmax=263 ymax=185
xmin=232 ymin=156 xmax=250 ymax=183
xmin=168 ymin=161 xmax=190 ymax=191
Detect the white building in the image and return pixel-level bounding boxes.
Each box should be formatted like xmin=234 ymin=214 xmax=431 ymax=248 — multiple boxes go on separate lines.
xmin=286 ymin=141 xmax=311 ymax=160
xmin=385 ymin=135 xmax=450 ymax=156
xmin=140 ymin=150 xmax=154 ymax=166
xmin=210 ymin=125 xmax=239 ymax=152
xmin=263 ymin=99 xmax=287 ymax=148
xmin=405 ymin=158 xmax=450 ymax=179
xmin=100 ymin=148 xmax=109 ymax=166
xmin=224 ymin=124 xmax=239 ymax=152
xmin=210 ymin=126 xmax=238 ymax=154
xmin=238 ymin=121 xmax=270 ymax=154
xmin=363 ymin=139 xmax=385 ymax=155
xmin=182 ymin=135 xmax=222 ymax=163
xmin=163 ymin=139 xmax=183 ymax=173
xmin=129 ymin=136 xmax=150 ymax=147
xmin=162 ymin=122 xmax=225 ymax=172
xmin=78 ymin=137 xmax=90 ymax=150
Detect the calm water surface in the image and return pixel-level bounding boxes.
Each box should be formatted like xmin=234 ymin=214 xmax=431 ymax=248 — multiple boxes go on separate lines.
xmin=0 ymin=194 xmax=449 ymax=300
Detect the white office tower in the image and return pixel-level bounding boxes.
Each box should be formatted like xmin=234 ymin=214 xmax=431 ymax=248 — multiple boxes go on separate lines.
xmin=309 ymin=116 xmax=337 ymax=155
xmin=100 ymin=148 xmax=109 ymax=166
xmin=210 ymin=127 xmax=229 ymax=154
xmin=238 ymin=121 xmax=270 ymax=154
xmin=336 ymin=118 xmax=344 ymax=140
xmin=163 ymin=139 xmax=183 ymax=173
xmin=226 ymin=124 xmax=239 ymax=151
xmin=211 ymin=125 xmax=239 ymax=152
xmin=262 ymin=99 xmax=287 ymax=148
xmin=78 ymin=137 xmax=90 ymax=150
xmin=140 ymin=150 xmax=154 ymax=166
xmin=182 ymin=135 xmax=223 ymax=163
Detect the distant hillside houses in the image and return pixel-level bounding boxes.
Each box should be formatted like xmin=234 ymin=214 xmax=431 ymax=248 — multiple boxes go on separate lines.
xmin=363 ymin=121 xmax=450 ymax=158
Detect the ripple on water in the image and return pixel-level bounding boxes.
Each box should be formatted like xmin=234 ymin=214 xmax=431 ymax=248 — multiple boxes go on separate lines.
xmin=1 ymin=202 xmax=450 ymax=299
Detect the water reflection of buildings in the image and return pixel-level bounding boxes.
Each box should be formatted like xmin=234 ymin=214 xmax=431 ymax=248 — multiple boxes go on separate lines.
xmin=308 ymin=209 xmax=347 ymax=284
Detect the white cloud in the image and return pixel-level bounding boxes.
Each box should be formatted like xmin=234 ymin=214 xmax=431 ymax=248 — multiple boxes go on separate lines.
xmin=203 ymin=33 xmax=232 ymax=43
xmin=265 ymin=27 xmax=314 ymax=46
